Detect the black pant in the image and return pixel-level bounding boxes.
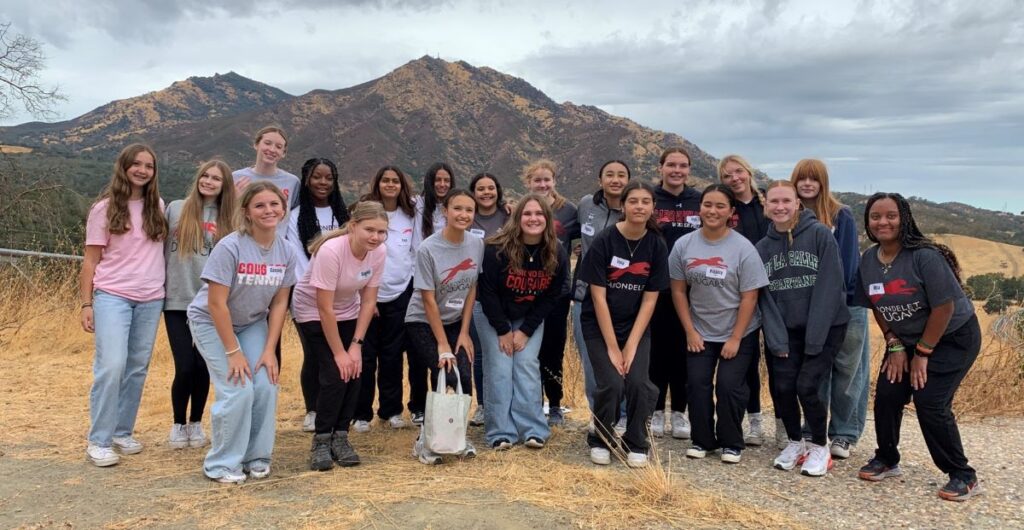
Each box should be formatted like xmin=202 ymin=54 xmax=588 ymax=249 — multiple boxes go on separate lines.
xmin=743 ymin=329 xmax=763 ymax=414
xmin=770 ymin=324 xmax=846 ymax=446
xmin=298 ymin=319 xmax=361 ymax=434
xmin=873 ymin=316 xmax=979 ymax=481
xmin=355 ymin=284 xmax=413 ymax=421
xmin=687 ymin=333 xmax=758 ymax=451
xmin=296 ymin=320 xmax=319 ymax=412
xmin=585 ymin=333 xmax=657 ymax=453
xmin=649 ymin=291 xmax=687 ymax=412
xmin=164 ymin=311 xmax=210 ymax=425
xmin=406 ymin=321 xmax=472 ymax=398
xmin=538 ymin=294 xmax=571 ymax=410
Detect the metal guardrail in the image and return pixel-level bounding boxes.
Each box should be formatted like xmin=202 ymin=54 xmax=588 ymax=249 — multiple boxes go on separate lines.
xmin=0 ymin=247 xmax=83 ymax=261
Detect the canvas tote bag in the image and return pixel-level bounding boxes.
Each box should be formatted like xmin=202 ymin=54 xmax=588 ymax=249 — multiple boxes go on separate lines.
xmin=424 ymin=365 xmax=472 ymax=455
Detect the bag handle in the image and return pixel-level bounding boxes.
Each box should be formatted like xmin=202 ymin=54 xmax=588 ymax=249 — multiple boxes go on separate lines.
xmin=434 ymin=361 xmax=464 ymax=396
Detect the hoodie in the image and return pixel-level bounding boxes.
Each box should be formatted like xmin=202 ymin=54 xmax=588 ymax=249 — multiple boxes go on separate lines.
xmin=653 ymin=184 xmax=702 ymax=249
xmin=572 ymin=189 xmax=622 ymax=300
xmin=756 ymin=209 xmax=850 ymax=355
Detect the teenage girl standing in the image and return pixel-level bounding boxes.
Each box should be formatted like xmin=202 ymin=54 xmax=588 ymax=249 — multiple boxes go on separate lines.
xmin=670 ymin=184 xmax=769 ymax=464
xmin=578 ymin=180 xmax=667 ymax=468
xmin=292 ymin=202 xmax=388 ymax=471
xmin=81 ymin=144 xmax=169 ymax=467
xmin=186 ymin=182 xmax=297 ymax=484
xmin=233 ymin=126 xmax=300 ymax=214
xmin=164 ymin=160 xmax=236 ymax=450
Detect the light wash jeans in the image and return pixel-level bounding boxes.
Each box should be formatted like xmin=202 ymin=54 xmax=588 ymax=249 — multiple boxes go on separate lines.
xmin=827 ymin=305 xmax=871 ymax=443
xmin=88 ymin=290 xmax=163 ymax=446
xmin=475 ymin=313 xmax=549 ymax=445
xmin=572 ymin=302 xmax=596 ymax=412
xmin=189 ymin=318 xmax=278 ymax=479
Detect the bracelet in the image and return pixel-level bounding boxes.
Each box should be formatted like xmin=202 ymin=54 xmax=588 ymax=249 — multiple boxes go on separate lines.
xmin=915 ymin=344 xmax=934 ymax=357
xmin=886 ymin=343 xmax=905 ymax=353
xmin=917 ymin=338 xmax=936 ymax=351
xmin=81 ymin=302 xmax=93 ymax=309
xmin=225 ymin=347 xmax=241 ymax=356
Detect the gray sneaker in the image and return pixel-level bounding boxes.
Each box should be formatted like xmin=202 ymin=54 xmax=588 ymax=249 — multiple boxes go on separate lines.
xmin=413 ymin=436 xmax=442 ymax=465
xmin=310 ymin=433 xmax=334 ymax=471
xmin=330 ymin=431 xmax=360 ymax=467
xmin=470 ymin=406 xmax=485 ymax=426
xmin=547 ymin=407 xmax=565 ymax=427
xmin=168 ymin=424 xmax=189 ymax=449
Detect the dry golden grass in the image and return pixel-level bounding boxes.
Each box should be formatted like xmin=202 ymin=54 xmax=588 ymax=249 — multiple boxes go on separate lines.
xmin=931 ymin=234 xmax=1024 ymax=278
xmin=0 ymin=144 xmax=33 ymax=154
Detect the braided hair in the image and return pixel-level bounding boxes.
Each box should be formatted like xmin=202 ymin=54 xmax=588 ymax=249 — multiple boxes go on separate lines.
xmin=864 ymin=192 xmax=963 ymax=286
xmin=297 ymin=157 xmax=350 ymax=258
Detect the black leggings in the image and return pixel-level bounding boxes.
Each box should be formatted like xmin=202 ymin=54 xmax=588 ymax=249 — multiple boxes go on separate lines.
xmin=770 ymin=325 xmax=846 ymax=446
xmin=355 ymin=284 xmax=413 ymax=421
xmin=649 ymin=291 xmax=687 ymax=412
xmin=538 ymin=294 xmax=572 ymax=410
xmin=298 ymin=319 xmax=360 ymax=434
xmin=405 ymin=321 xmax=472 ymax=397
xmin=164 ymin=311 xmax=210 ymax=425
xmin=297 ymin=320 xmax=319 ymax=413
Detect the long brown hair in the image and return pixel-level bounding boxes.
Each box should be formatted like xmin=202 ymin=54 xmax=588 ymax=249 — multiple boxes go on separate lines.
xmin=176 ymin=160 xmax=236 ymax=258
xmin=308 ymin=201 xmax=389 ymax=256
xmin=522 ymin=159 xmax=567 ymax=210
xmin=96 ymin=143 xmax=168 ymax=241
xmin=789 ymin=158 xmax=843 ymax=229
xmin=487 ymin=194 xmax=560 ymax=275
xmin=362 ymin=165 xmax=415 ymax=217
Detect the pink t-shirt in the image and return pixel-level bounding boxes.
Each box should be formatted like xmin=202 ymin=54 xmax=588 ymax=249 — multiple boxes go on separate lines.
xmin=291 ymin=234 xmax=386 ymax=323
xmin=85 ymin=198 xmax=166 ymax=302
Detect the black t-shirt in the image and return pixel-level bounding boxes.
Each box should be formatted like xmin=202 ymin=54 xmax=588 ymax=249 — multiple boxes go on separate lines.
xmin=853 ymin=246 xmax=975 ymax=344
xmin=730 ymin=193 xmax=770 ymax=245
xmin=579 ymin=226 xmax=670 ymax=342
xmin=478 ymin=243 xmax=569 ymax=337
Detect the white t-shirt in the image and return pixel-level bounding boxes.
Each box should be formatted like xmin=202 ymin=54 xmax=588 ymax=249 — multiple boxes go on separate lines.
xmin=286 ymin=205 xmax=342 ymax=280
xmin=379 ymin=208 xmax=417 ymax=302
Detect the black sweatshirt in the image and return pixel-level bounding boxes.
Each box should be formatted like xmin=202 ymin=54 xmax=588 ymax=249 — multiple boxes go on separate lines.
xmin=731 ymin=191 xmax=770 ymax=245
xmin=653 ymin=184 xmax=702 ymax=249
xmin=479 ymin=243 xmax=569 ymax=336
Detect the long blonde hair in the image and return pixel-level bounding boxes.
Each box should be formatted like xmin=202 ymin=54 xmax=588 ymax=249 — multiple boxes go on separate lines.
xmin=308 ymin=200 xmax=388 ymax=256
xmin=176 ymin=160 xmax=236 ymax=258
xmin=522 ymin=159 xmax=567 ymax=210
xmin=789 ymin=158 xmax=843 ymax=229
xmin=717 ymin=154 xmax=765 ymax=206
xmin=236 ymin=182 xmax=287 ymax=236
xmin=487 ymin=195 xmax=560 ymax=275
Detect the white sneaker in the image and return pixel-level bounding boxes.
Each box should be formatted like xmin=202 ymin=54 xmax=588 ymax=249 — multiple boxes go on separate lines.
xmin=626 ymin=451 xmax=649 ymax=468
xmin=650 ymin=411 xmax=665 ymax=437
xmin=302 ymin=411 xmax=317 ymax=432
xmin=588 ymin=419 xmax=596 ymax=434
xmin=686 ymin=445 xmax=707 ymax=459
xmin=774 ymin=440 xmax=807 ymax=471
xmin=830 ymin=439 xmax=852 ymax=459
xmin=774 ymin=417 xmax=788 ymax=450
xmin=614 ymin=417 xmax=627 ymax=436
xmin=801 ymin=443 xmax=833 ymax=477
xmin=86 ymin=444 xmax=120 ymax=467
xmin=470 ymin=406 xmax=486 ymax=427
xmin=671 ymin=411 xmax=691 ymax=439
xmin=743 ymin=413 xmax=763 ymax=446
xmin=186 ymin=422 xmax=208 ymax=448
xmin=721 ymin=448 xmax=742 ymax=464
xmin=246 ymin=461 xmax=271 ymax=479
xmin=112 ymin=436 xmax=143 ymax=455
xmin=590 ymin=447 xmax=611 ymax=465
xmin=211 ymin=470 xmax=246 ymax=484
xmin=387 ymin=415 xmax=407 ymax=429
xmin=168 ymin=424 xmax=189 ymax=449
xmin=413 ymin=436 xmax=442 ymax=465
xmin=352 ymin=420 xmax=371 ymax=433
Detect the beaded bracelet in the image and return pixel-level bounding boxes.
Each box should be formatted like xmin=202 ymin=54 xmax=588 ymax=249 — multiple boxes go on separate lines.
xmin=917 ymin=338 xmax=936 ymax=351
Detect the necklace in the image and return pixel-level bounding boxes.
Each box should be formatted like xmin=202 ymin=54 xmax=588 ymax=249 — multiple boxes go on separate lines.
xmin=625 ymin=231 xmax=647 ymax=258
xmin=878 ymin=247 xmax=901 ymax=275
xmin=526 ymin=246 xmax=539 ymax=263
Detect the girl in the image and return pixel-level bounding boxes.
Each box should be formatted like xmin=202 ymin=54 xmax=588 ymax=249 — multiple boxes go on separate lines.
xmin=855 ymin=193 xmax=981 ymax=501
xmin=164 ymin=160 xmax=236 ymax=450
xmin=670 ymin=184 xmax=769 ymax=464
xmin=649 ymin=148 xmax=701 ymax=439
xmin=292 ymin=202 xmax=388 ymax=471
xmin=791 ymin=159 xmax=868 ymax=460
xmin=405 ymin=189 xmax=484 ymax=465
xmin=477 ymin=195 xmax=569 ymax=450
xmin=287 ymin=157 xmax=350 ymax=433
xmin=756 ymin=181 xmax=850 ymax=476
xmin=233 ymin=126 xmax=300 ymax=214
xmin=577 ymin=180 xmax=667 ymax=468
xmin=717 ymin=154 xmax=772 ymax=447
xmin=81 ymin=144 xmax=168 ymax=467
xmin=573 ymin=160 xmax=630 ymax=419
xmin=467 ymin=172 xmax=510 ymax=426
xmin=186 ymin=182 xmax=297 ymax=484
xmin=353 ymin=166 xmax=418 ymax=432
xmin=412 ymin=162 xmax=454 ymax=250
xmin=523 ymin=160 xmax=580 ymax=427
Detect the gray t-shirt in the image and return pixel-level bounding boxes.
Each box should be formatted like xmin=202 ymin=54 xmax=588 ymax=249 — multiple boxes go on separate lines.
xmin=187 ymin=232 xmax=298 ymax=331
xmin=164 ymin=200 xmax=218 ymax=311
xmin=233 ymin=167 xmax=300 ymax=236
xmin=404 ymin=231 xmax=485 ymax=325
xmin=469 ymin=209 xmax=508 ymax=240
xmin=853 ymin=246 xmax=975 ymax=344
xmin=668 ymin=229 xmax=769 ymax=342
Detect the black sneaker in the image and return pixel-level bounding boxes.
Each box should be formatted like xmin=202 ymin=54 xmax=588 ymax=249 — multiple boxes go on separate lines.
xmin=547 ymin=407 xmax=565 ymax=427
xmin=858 ymin=458 xmax=902 ymax=481
xmin=524 ymin=437 xmax=545 ymax=449
xmin=330 ymin=431 xmax=361 ymax=467
xmin=310 ymin=433 xmax=334 ymax=471
xmin=938 ymin=477 xmax=983 ymax=501
xmin=491 ymin=439 xmax=512 ymax=451
xmin=412 ymin=411 xmax=424 ymax=426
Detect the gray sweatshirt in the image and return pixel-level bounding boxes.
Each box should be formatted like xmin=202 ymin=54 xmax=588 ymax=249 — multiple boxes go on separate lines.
xmin=164 ymin=200 xmax=218 ymax=311
xmin=572 ymin=190 xmax=622 ymax=300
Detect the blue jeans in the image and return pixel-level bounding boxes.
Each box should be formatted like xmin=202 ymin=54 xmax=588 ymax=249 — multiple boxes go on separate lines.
xmin=189 ymin=319 xmax=278 ymax=479
xmin=88 ymin=290 xmax=163 ymax=446
xmin=475 ymin=317 xmax=549 ymax=445
xmin=572 ymin=302 xmax=596 ymax=412
xmin=827 ymin=305 xmax=871 ymax=443
xmin=471 ymin=302 xmax=484 ymax=406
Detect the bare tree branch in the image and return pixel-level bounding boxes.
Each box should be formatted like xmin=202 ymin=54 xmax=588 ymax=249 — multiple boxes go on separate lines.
xmin=0 ymin=22 xmax=66 ymax=120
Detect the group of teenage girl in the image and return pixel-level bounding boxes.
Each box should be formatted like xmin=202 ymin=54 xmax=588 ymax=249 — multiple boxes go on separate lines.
xmin=78 ymin=126 xmax=981 ymax=501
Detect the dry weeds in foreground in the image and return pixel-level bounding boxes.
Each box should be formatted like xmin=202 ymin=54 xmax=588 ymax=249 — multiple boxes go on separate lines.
xmin=1 ymin=262 xmax=797 ymax=529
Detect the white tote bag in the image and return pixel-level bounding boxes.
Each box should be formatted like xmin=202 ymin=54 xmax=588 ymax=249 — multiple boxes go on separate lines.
xmin=424 ymin=365 xmax=472 ymax=455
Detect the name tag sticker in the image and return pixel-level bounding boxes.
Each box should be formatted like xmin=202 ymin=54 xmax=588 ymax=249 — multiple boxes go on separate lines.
xmin=686 ymin=215 xmax=701 ymax=227
xmin=268 ymin=265 xmax=285 ymax=278
xmin=399 ymin=236 xmax=410 ymax=245
xmin=358 ymin=269 xmax=373 ymax=280
xmin=469 ymin=228 xmax=486 ymax=238
xmin=705 ymin=267 xmax=726 ymax=279
xmin=581 ymin=223 xmax=595 ymax=236
xmin=445 ymin=298 xmax=465 ymax=310
xmin=869 ymin=283 xmax=885 ymax=296
xmin=611 ymin=256 xmax=630 ymax=269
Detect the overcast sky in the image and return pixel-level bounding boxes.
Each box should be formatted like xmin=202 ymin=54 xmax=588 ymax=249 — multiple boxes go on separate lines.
xmin=3 ymin=0 xmax=1022 ymax=211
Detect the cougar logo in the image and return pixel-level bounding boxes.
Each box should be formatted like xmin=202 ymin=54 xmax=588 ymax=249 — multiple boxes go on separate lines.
xmin=608 ymin=262 xmax=650 ymax=281
xmin=514 ymin=294 xmax=536 ymax=303
xmin=870 ymin=279 xmax=918 ymax=304
xmin=202 ymin=221 xmax=217 ymax=235
xmin=440 ymin=259 xmax=476 ymax=285
xmin=686 ymin=257 xmax=726 ymax=270
xmin=402 ymin=228 xmax=413 ymax=234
